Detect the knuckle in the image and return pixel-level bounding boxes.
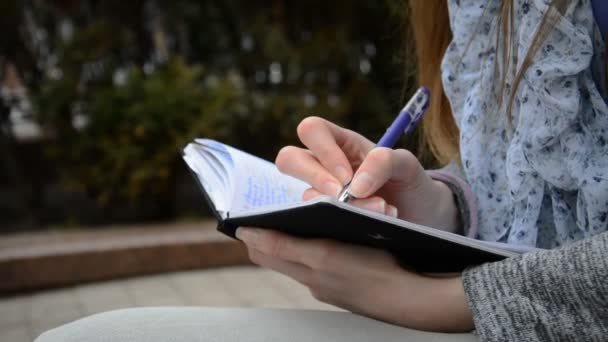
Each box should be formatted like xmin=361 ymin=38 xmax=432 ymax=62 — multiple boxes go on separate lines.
xmin=297 ymin=116 xmax=324 ymax=139
xmin=275 ymin=145 xmax=298 ymax=172
xmin=395 ymin=148 xmax=416 ymax=164
xmin=309 ymin=286 xmax=337 ymax=306
xmin=267 ymin=233 xmax=289 ymax=259
xmin=366 ymin=148 xmax=393 ymax=170
xmin=394 ymin=149 xmax=424 ymax=182
xmin=309 ymin=287 xmax=327 ymax=302
xmin=314 ymin=145 xmax=334 ymax=162
xmin=312 ymin=172 xmax=330 ymax=189
xmin=312 ymin=240 xmax=339 ymax=270
xmin=302 ymin=188 xmax=319 ymax=200
xmin=247 ymin=248 xmax=261 ymax=265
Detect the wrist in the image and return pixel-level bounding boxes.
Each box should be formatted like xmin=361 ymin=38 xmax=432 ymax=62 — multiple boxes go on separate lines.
xmin=429 ymin=180 xmax=461 ymax=233
xmin=430 ymin=276 xmax=475 ymax=332
xmin=398 ymin=275 xmax=474 ymax=332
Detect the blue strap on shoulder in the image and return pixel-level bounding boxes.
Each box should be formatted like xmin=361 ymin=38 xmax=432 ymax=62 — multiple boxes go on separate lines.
xmin=592 ymin=0 xmax=608 ymax=37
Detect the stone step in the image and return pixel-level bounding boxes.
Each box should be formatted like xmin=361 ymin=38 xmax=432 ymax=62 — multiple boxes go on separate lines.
xmin=0 ymin=221 xmax=250 ymax=294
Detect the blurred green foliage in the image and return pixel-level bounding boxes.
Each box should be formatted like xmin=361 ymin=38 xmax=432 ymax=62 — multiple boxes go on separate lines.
xmin=37 ymin=58 xmax=241 ymax=203
xmin=10 ymin=0 xmax=417 ymax=216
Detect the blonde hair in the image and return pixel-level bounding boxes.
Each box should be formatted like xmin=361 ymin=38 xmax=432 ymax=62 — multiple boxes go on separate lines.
xmin=409 ymin=0 xmax=571 ymax=165
xmin=409 ymin=1 xmax=457 ymax=165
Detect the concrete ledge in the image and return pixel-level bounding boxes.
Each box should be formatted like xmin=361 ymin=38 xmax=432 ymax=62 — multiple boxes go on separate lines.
xmin=0 ymin=221 xmax=251 ymax=294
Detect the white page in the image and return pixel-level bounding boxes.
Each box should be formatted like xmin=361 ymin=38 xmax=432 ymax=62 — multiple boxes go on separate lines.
xmin=206 ymin=141 xmax=310 ymax=213
xmin=194 ymin=139 xmax=235 ymax=197
xmin=183 ymin=143 xmax=230 ymax=212
xmin=195 ymin=139 xmax=235 ymax=167
xmin=474 ymin=240 xmax=542 ymax=254
xmin=195 ymin=146 xmax=231 ymax=193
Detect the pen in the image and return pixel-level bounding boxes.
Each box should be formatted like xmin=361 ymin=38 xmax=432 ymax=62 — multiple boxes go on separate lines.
xmin=337 ymin=86 xmax=430 ymax=203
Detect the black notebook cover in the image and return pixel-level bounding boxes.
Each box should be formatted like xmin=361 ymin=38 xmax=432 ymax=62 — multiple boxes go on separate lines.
xmin=218 ymin=200 xmax=511 ymax=273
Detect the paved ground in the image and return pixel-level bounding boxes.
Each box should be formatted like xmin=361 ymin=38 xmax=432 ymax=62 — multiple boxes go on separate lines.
xmin=0 ymin=266 xmax=340 ymax=341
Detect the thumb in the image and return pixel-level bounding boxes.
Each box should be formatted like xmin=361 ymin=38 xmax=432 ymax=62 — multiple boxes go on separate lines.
xmin=348 ymin=148 xmax=425 ymax=198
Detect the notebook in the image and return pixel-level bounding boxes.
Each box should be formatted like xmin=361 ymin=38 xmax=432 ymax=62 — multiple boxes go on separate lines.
xmin=182 ymin=138 xmax=538 ymax=272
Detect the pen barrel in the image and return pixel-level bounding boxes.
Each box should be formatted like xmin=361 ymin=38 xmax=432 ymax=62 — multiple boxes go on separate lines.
xmin=376 ymin=110 xmax=413 ymax=148
xmin=375 ymin=86 xmax=429 ymax=148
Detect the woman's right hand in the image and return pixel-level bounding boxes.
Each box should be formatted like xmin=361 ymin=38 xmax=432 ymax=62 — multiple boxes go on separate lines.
xmin=276 ymin=116 xmax=460 ymax=232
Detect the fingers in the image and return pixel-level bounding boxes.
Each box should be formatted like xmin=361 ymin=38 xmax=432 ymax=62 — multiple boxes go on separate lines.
xmin=277 ymin=117 xmax=423 ymax=211
xmin=296 ymin=116 xmax=374 ymax=185
xmin=237 ymin=227 xmax=398 ymax=274
xmin=276 ymin=146 xmax=343 ymax=197
xmin=350 ymin=197 xmax=399 ymax=218
xmin=302 ymin=188 xmax=398 ymax=217
xmin=349 ymin=148 xmax=425 ymax=198
xmin=302 ymin=188 xmax=322 ymax=201
xmin=247 ymin=248 xmax=313 ymax=285
xmin=236 ymin=227 xmax=341 ymax=271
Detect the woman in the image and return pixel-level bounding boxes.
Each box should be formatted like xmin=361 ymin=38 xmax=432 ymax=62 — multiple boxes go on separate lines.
xmin=37 ymin=1 xmax=608 ymax=341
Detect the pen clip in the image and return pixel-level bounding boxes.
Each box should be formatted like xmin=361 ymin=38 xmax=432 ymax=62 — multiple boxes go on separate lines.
xmin=403 ymin=87 xmax=430 ymax=134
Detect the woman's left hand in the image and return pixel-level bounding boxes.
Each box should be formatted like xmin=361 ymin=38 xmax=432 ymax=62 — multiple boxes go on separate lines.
xmin=236 ymin=227 xmax=475 ymax=333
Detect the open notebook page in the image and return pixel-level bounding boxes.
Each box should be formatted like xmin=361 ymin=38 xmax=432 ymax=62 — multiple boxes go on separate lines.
xmin=196 ymin=139 xmax=309 ymax=216
xmin=186 ymin=140 xmax=541 ymax=255
xmin=183 ymin=143 xmax=232 ymax=212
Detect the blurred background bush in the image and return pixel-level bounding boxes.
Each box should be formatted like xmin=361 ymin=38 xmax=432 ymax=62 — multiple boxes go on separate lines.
xmin=0 ymin=0 xmax=421 ymax=231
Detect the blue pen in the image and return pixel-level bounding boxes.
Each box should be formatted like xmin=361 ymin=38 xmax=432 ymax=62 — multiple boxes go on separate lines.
xmin=337 ymin=86 xmax=430 ymax=203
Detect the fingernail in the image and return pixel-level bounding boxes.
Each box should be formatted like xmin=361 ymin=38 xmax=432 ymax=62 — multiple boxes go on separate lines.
xmin=334 ymin=166 xmax=350 ymax=185
xmin=350 ymin=172 xmax=374 ymax=197
xmin=387 ymin=205 xmax=398 ymax=218
xmin=236 ymin=228 xmax=259 ymax=246
xmin=323 ymin=181 xmax=342 ymax=197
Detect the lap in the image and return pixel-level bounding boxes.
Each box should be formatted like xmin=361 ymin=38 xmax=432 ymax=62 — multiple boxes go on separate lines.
xmin=35 ymin=307 xmax=478 ymax=342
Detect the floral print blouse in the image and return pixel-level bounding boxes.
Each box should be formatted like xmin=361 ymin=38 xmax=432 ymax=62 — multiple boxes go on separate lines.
xmin=441 ymin=0 xmax=608 ymax=248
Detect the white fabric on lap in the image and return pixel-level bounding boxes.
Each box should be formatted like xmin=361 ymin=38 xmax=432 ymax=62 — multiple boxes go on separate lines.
xmin=35 ymin=307 xmax=477 ymax=342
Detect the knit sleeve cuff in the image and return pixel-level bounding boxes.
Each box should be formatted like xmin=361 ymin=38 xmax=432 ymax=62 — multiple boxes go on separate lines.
xmin=426 ymin=170 xmax=478 ymax=238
